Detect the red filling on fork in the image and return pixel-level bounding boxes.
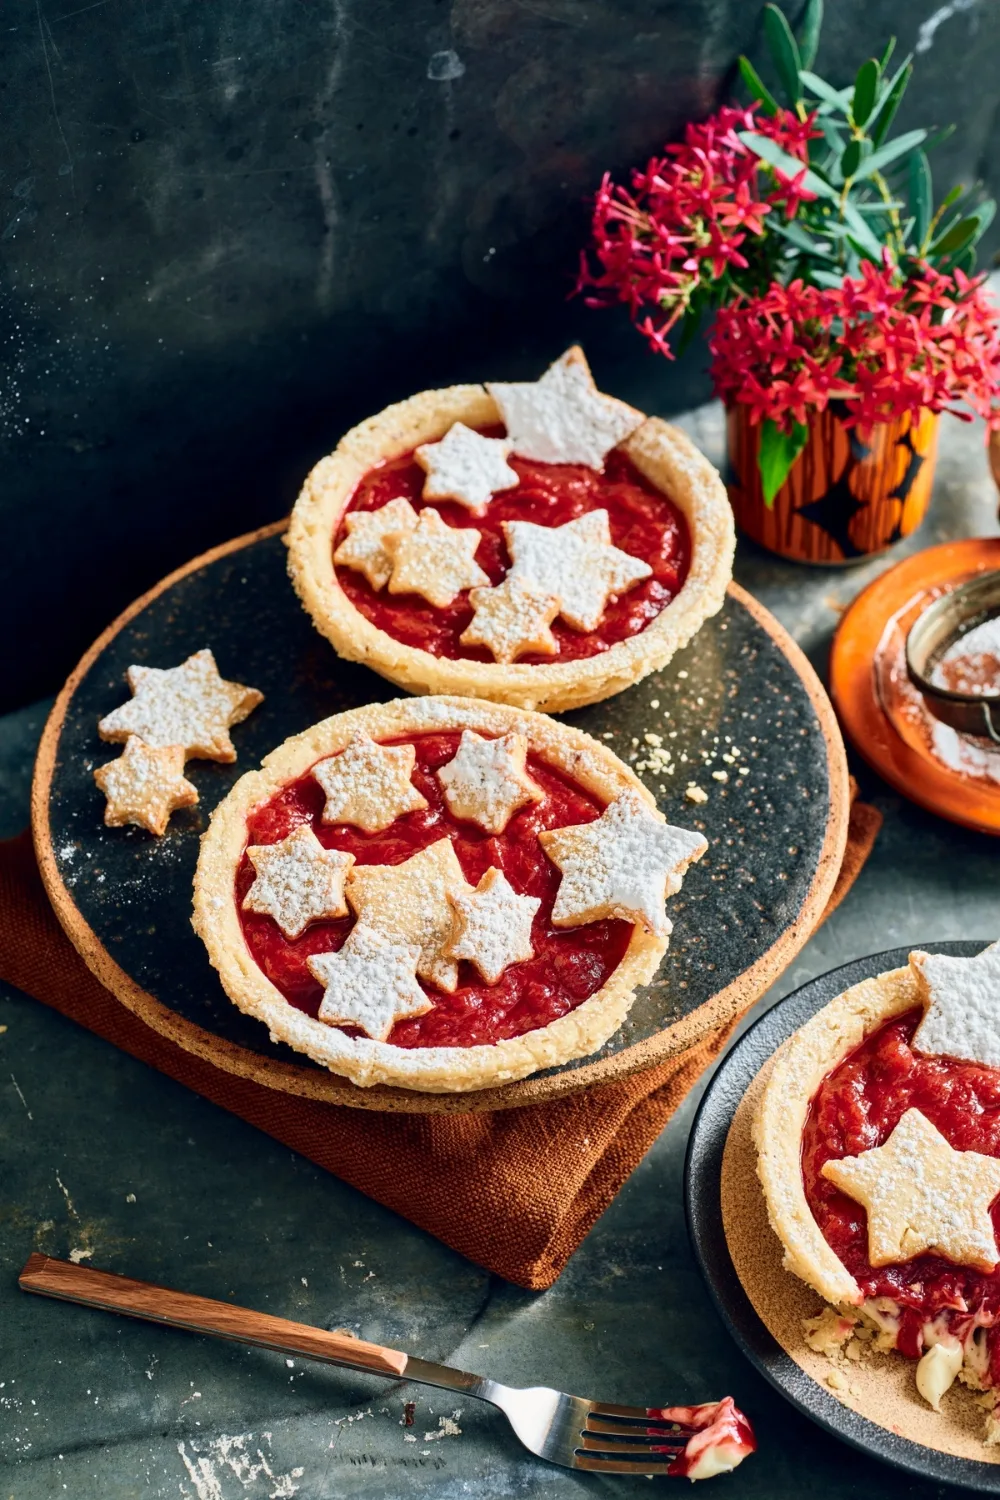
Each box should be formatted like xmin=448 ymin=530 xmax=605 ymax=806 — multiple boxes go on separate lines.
xmin=656 ymin=1399 xmax=757 ymax=1479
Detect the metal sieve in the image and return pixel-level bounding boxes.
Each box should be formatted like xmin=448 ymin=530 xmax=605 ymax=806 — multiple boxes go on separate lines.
xmin=905 ymin=569 xmax=1000 ymax=743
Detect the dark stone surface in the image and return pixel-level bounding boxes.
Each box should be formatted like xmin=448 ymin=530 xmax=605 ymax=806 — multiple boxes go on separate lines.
xmin=45 ymin=530 xmax=830 ymax=1084
xmin=5 ymin=0 xmax=1000 ymax=713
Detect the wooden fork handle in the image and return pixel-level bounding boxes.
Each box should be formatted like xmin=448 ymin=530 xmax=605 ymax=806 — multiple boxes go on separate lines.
xmin=18 ymin=1253 xmax=408 ymax=1378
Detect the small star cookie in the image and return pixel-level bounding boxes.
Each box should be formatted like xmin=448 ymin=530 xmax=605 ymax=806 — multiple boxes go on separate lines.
xmin=333 ymin=497 xmax=419 ymax=591
xmin=539 ymin=790 xmax=707 ymax=936
xmin=459 ymin=577 xmax=560 ymax=664
xmin=910 ymin=943 xmax=1000 ymax=1069
xmin=312 ymin=733 xmax=428 ymax=833
xmin=415 ymin=422 xmax=520 ymax=516
xmin=98 ymin=648 xmax=263 ymax=763
xmin=503 ymin=510 xmax=651 ymax=633
xmin=446 ymin=867 xmax=540 ymax=985
xmin=486 ymin=346 xmax=645 ymax=470
xmin=386 ymin=508 xmax=489 ymax=608
xmin=242 ymin=825 xmax=354 ymax=939
xmin=437 ymin=730 xmax=544 ymax=834
xmin=822 ymin=1108 xmax=1000 ymax=1272
xmin=309 ymin=924 xmax=431 ymax=1042
xmin=346 ymin=837 xmax=473 ymax=993
xmin=94 ymin=735 xmax=198 ymax=836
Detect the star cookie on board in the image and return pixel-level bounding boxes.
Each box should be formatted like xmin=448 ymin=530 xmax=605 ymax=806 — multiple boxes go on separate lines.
xmin=98 ymin=648 xmax=263 ymax=763
xmin=486 ymin=346 xmax=645 ymax=470
xmin=309 ymin=924 xmax=431 ymax=1042
xmin=822 ymin=1108 xmax=1000 ymax=1272
xmin=910 ymin=943 xmax=1000 ymax=1068
xmin=415 ymin=422 xmax=520 ymax=516
xmin=437 ymin=730 xmax=544 ymax=834
xmin=346 ymin=837 xmax=473 ymax=993
xmin=459 ymin=577 xmax=560 ymax=664
xmin=539 ymin=790 xmax=707 ymax=937
xmin=94 ymin=735 xmax=198 ymax=837
xmin=242 ymin=825 xmax=355 ymax=939
xmin=386 ymin=509 xmax=489 ymax=608
xmin=503 ymin=510 xmax=651 ymax=633
xmin=446 ymin=867 xmax=541 ymax=985
xmin=333 ymin=497 xmax=419 ymax=591
xmin=312 ymin=733 xmax=428 ymax=834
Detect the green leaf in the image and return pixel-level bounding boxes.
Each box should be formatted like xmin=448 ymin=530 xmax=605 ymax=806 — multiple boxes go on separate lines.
xmin=879 ymin=36 xmax=896 ymax=72
xmin=870 ymin=61 xmax=912 ymax=146
xmin=938 ymin=183 xmax=965 ymax=215
xmin=800 ymin=69 xmax=852 ymax=109
xmin=797 ymin=0 xmax=824 ymax=70
xmin=763 ymin=3 xmax=802 ymax=105
xmin=759 ymin=419 xmax=809 ymax=506
xmin=738 ymin=55 xmax=780 ymax=115
xmin=851 ymin=58 xmax=879 ymax=127
xmin=909 ymin=151 xmax=932 ymax=245
xmin=924 ymin=124 xmax=956 ymax=154
xmin=852 ymin=128 xmax=928 ymax=180
xmin=930 ymin=214 xmax=981 ymax=257
xmin=738 ymin=130 xmax=835 ymax=198
xmin=810 ymin=267 xmax=846 ymax=288
xmin=772 ymin=218 xmax=836 ymax=256
xmin=840 ymin=201 xmax=886 ymax=259
xmin=840 ymin=137 xmax=871 ymax=179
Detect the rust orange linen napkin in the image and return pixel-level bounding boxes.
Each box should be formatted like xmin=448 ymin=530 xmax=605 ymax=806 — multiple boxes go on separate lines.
xmin=0 ymin=793 xmax=879 ymax=1290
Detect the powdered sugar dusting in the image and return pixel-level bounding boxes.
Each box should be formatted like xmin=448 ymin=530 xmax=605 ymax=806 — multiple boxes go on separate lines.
xmin=436 ymin=729 xmax=543 ymax=833
xmin=386 ymin=508 xmax=489 ymax=608
xmin=487 ymin=347 xmax=644 ymax=469
xmin=459 ymin=576 xmax=560 ymax=663
xmin=416 ymin=422 xmax=519 ymax=514
xmin=333 ymin=496 xmax=419 ymax=591
xmin=312 ymin=733 xmax=428 ymax=833
xmin=911 ymin=942 xmax=1000 ymax=1068
xmin=243 ymin=826 xmax=354 ymax=939
xmin=446 ymin=867 xmax=540 ymax=984
xmin=930 ymin=615 xmax=1000 ymax=697
xmin=98 ymin=648 xmax=262 ymax=762
xmin=503 ymin=510 xmax=651 ymax=632
xmin=346 ymin=837 xmax=474 ymax=993
xmin=310 ymin=924 xmax=430 ymax=1041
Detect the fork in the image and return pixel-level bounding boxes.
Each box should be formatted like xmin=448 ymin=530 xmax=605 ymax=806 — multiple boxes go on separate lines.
xmin=19 ymin=1253 xmax=751 ymax=1478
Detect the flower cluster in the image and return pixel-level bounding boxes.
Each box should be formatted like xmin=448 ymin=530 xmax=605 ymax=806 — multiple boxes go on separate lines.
xmin=708 ymin=257 xmax=1000 ymax=434
xmin=576 ymin=104 xmax=822 ymax=355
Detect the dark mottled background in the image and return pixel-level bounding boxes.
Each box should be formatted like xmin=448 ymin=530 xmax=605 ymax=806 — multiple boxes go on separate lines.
xmin=4 ymin=0 xmax=999 ymax=711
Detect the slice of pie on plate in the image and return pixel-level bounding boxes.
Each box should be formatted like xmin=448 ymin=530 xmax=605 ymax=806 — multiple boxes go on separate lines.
xmin=286 ymin=347 xmax=734 ymax=713
xmin=754 ymin=943 xmax=1000 ymax=1445
xmin=192 ymin=695 xmax=707 ymax=1092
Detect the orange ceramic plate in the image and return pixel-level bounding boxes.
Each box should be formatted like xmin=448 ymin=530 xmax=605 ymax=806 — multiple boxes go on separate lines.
xmin=830 ymin=538 xmax=1000 ymax=836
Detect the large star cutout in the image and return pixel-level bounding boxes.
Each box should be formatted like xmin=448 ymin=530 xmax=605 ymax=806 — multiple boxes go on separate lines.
xmin=437 ymin=730 xmax=544 ymax=834
xmin=503 ymin=510 xmax=651 ymax=633
xmin=486 ymin=346 xmax=645 ymax=470
xmin=309 ymin=924 xmax=431 ymax=1042
xmin=312 ymin=733 xmax=428 ymax=833
xmin=94 ymin=736 xmax=198 ymax=836
xmin=822 ymin=1108 xmax=1000 ymax=1271
xmin=333 ymin=497 xmax=419 ymax=591
xmin=98 ymin=648 xmax=263 ymax=762
xmin=910 ymin=942 xmax=1000 ymax=1068
xmin=446 ymin=867 xmax=541 ymax=985
xmin=539 ymin=790 xmax=707 ymax=936
xmin=386 ymin=508 xmax=489 ymax=608
xmin=459 ymin=577 xmax=560 ymax=664
xmin=415 ymin=422 xmax=520 ymax=516
xmin=242 ymin=825 xmax=355 ymax=939
xmin=346 ymin=838 xmax=473 ymax=993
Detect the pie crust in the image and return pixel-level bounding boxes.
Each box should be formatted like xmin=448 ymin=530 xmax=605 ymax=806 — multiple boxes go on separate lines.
xmin=285 ymin=384 xmax=735 ymax=713
xmin=192 ymin=695 xmax=677 ymax=1092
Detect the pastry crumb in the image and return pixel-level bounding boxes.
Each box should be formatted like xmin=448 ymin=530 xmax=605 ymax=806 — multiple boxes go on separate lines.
xmin=803 ymin=1307 xmax=857 ymax=1356
xmin=685 ymin=785 xmax=708 ymax=804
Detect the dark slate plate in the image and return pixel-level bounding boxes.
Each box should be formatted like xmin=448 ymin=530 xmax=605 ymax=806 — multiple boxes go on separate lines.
xmin=685 ymin=941 xmax=1000 ymax=1492
xmin=35 ymin=526 xmax=845 ymax=1111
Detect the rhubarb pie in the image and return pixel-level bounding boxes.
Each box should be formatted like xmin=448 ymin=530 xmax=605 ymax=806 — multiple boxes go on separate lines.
xmin=286 ymin=347 xmax=734 ymax=713
xmin=192 ymin=695 xmax=707 ymax=1092
xmin=755 ymin=943 xmax=1000 ymax=1442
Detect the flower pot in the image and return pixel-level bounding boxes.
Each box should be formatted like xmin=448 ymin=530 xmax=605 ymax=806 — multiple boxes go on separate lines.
xmin=726 ymin=403 xmax=940 ymax=564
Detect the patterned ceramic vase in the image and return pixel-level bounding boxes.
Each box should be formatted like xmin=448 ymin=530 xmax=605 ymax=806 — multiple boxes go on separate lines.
xmin=726 ymin=402 xmax=939 ymax=564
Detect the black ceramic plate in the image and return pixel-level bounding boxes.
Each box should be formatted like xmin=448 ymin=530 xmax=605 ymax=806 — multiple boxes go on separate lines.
xmin=685 ymin=940 xmax=1000 ymax=1492
xmin=35 ymin=525 xmax=846 ymax=1111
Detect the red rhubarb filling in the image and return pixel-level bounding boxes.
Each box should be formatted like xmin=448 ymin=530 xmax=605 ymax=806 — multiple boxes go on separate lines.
xmin=333 ymin=429 xmax=691 ymax=661
xmin=803 ymin=1008 xmax=1000 ymax=1375
xmin=236 ymin=731 xmax=632 ymax=1049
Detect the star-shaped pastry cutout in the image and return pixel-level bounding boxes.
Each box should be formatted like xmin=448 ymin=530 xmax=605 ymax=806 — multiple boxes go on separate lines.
xmin=486 ymin=346 xmax=645 ymax=470
xmin=333 ymin=497 xmax=419 ymax=591
xmin=503 ymin=510 xmax=651 ymax=633
xmin=312 ymin=733 xmax=428 ymax=834
xmin=94 ymin=736 xmax=198 ymax=836
xmin=446 ymin=868 xmax=541 ymax=985
xmin=98 ymin=648 xmax=263 ymax=763
xmin=459 ymin=577 xmax=560 ymax=664
xmin=415 ymin=422 xmax=520 ymax=516
xmin=910 ymin=943 xmax=1000 ymax=1069
xmin=346 ymin=838 xmax=473 ymax=993
xmin=822 ymin=1108 xmax=1000 ymax=1272
xmin=386 ymin=508 xmax=490 ymax=608
xmin=242 ymin=825 xmax=355 ymax=939
xmin=437 ymin=730 xmax=544 ymax=834
xmin=309 ymin=924 xmax=431 ymax=1042
xmin=539 ymin=790 xmax=707 ymax=936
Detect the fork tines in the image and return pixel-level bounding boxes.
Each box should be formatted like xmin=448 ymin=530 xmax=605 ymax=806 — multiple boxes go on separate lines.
xmin=573 ymin=1404 xmax=686 ymax=1474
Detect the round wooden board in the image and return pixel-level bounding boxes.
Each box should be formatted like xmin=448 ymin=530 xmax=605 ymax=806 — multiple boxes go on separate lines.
xmin=32 ymin=522 xmax=849 ymax=1113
